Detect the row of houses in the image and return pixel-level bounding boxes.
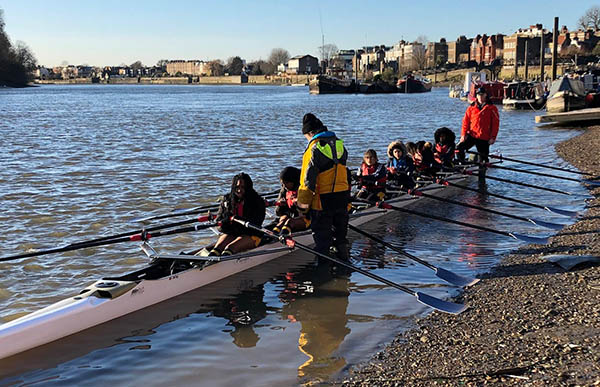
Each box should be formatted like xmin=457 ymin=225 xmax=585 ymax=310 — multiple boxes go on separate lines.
xmin=322 ymin=24 xmax=600 ymax=78
xmin=36 ymin=65 xmax=163 ymax=80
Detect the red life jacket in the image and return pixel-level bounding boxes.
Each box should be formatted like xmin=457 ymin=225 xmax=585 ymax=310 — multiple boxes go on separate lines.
xmin=235 ymin=201 xmax=244 ymax=217
xmin=434 ymin=143 xmax=451 ymax=165
xmin=285 ymin=190 xmax=297 ymax=209
xmin=360 ymin=163 xmax=387 ymax=189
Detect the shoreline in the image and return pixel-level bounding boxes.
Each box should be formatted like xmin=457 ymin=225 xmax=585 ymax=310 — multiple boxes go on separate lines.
xmin=339 ymin=126 xmax=600 ymax=386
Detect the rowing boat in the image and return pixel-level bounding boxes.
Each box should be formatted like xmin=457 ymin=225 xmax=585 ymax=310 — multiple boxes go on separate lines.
xmin=0 ymin=171 xmax=476 ymax=360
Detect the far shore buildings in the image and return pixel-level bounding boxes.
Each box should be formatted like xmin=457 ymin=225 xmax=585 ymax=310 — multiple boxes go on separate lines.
xmin=286 ymin=55 xmax=319 ymax=74
xmin=166 ymin=60 xmax=209 ymax=76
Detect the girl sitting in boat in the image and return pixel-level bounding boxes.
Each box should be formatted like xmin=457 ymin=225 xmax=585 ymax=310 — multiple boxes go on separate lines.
xmin=208 ymin=173 xmax=266 ymax=256
xmin=355 ymin=149 xmax=387 ymax=202
xmin=406 ymin=141 xmax=437 ymax=177
xmin=433 ymin=127 xmax=457 ymax=168
xmin=386 ymin=140 xmax=415 ymax=190
xmin=273 ymin=166 xmax=310 ymax=235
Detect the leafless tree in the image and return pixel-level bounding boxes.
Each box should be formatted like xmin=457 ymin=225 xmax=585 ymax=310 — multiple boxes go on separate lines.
xmin=412 ymin=44 xmax=427 ymax=70
xmin=130 ymin=60 xmax=143 ymax=70
xmin=207 ymin=60 xmax=224 ymax=76
xmin=415 ymin=35 xmax=429 ymax=45
xmin=268 ymin=48 xmax=290 ymax=66
xmin=318 ymin=43 xmax=338 ymax=62
xmin=578 ymin=6 xmax=600 ymax=30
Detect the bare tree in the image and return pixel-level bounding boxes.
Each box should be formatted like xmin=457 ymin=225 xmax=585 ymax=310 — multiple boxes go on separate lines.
xmin=415 ymin=35 xmax=429 ymax=45
xmin=412 ymin=44 xmax=427 ymax=70
xmin=207 ymin=60 xmax=224 ymax=76
xmin=130 ymin=60 xmax=143 ymax=70
xmin=578 ymin=6 xmax=600 ymax=30
xmin=318 ymin=43 xmax=338 ymax=62
xmin=268 ymin=48 xmax=290 ymax=66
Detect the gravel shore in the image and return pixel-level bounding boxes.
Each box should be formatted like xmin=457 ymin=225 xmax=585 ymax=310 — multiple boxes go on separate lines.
xmin=340 ymin=126 xmax=600 ymax=386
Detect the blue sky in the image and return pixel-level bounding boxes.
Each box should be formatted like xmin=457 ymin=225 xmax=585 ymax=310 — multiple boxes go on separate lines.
xmin=2 ymin=1 xmax=597 ymax=67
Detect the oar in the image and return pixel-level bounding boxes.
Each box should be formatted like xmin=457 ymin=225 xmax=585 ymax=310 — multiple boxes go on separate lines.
xmin=469 ymin=151 xmax=597 ymax=177
xmin=132 ymin=192 xmax=280 ymax=223
xmin=347 ymin=224 xmax=479 ymax=287
xmin=437 ymin=178 xmax=579 ymax=218
xmin=456 ymin=167 xmax=578 ymax=196
xmin=70 ymin=214 xmax=216 ymax=246
xmin=375 ymin=201 xmax=549 ymax=244
xmin=486 ymin=163 xmax=600 ymax=186
xmin=233 ymin=218 xmax=466 ymax=315
xmin=0 ymin=222 xmax=218 ymax=263
xmin=406 ymin=188 xmax=564 ymax=230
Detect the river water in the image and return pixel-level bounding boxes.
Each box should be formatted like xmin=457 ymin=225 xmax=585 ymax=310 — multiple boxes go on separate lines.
xmin=0 ymin=85 xmax=589 ymax=385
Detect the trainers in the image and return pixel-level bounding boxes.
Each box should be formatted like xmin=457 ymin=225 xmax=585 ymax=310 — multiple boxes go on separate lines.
xmin=208 ymin=248 xmax=221 ymax=257
xmin=221 ymin=249 xmax=234 ymax=256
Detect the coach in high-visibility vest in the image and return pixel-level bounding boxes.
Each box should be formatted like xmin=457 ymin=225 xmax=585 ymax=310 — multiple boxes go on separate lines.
xmin=297 ymin=113 xmax=351 ymax=260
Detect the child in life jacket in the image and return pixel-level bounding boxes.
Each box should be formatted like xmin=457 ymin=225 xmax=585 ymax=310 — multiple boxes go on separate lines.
xmin=355 ymin=149 xmax=387 ymax=202
xmin=407 ymin=141 xmax=438 ymax=177
xmin=433 ymin=127 xmax=456 ymax=169
xmin=386 ymin=140 xmax=415 ymax=190
xmin=273 ymin=166 xmax=310 ymax=235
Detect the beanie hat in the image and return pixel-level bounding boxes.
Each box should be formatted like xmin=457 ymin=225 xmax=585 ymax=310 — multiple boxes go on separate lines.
xmin=279 ymin=166 xmax=301 ymax=184
xmin=302 ymin=113 xmax=327 ymax=134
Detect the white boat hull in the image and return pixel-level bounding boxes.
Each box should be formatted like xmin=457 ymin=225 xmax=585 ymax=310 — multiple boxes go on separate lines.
xmin=0 ymin=176 xmax=473 ymax=360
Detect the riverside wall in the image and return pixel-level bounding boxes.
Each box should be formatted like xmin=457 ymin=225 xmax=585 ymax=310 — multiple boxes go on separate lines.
xmin=34 ymin=74 xmax=318 ymax=86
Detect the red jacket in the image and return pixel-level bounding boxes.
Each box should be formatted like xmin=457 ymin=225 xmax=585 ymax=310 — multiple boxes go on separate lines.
xmin=461 ymin=102 xmax=499 ymax=141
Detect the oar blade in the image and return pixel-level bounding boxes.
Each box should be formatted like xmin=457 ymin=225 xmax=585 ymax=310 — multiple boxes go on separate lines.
xmin=582 ymin=179 xmax=600 ymax=187
xmin=511 ymin=233 xmax=549 ymax=244
xmin=529 ymin=218 xmax=565 ymax=231
xmin=415 ymin=292 xmax=466 ymax=314
xmin=435 ymin=267 xmax=480 ymax=287
xmin=545 ymin=206 xmax=579 ymax=218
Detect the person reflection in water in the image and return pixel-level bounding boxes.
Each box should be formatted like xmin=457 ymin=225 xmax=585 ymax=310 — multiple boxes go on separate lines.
xmin=280 ymin=262 xmax=351 ymax=381
xmin=212 ymin=284 xmax=267 ymax=348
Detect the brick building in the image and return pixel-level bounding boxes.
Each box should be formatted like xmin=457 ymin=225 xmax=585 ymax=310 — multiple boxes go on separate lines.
xmin=426 ymin=38 xmax=448 ymax=68
xmin=447 ymin=36 xmax=472 ymax=64
xmin=166 ymin=60 xmax=208 ymax=76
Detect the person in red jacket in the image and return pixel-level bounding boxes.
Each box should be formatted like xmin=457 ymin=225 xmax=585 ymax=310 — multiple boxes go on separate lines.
xmin=456 ymin=87 xmax=499 ymax=163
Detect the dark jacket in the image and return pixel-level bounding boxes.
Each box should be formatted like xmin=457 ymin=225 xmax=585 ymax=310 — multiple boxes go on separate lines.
xmin=216 ymin=175 xmax=266 ymax=237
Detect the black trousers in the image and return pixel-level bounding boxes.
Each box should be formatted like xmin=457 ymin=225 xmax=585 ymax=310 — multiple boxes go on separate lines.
xmin=310 ymin=205 xmax=349 ymax=258
xmin=456 ymin=134 xmax=490 ymax=162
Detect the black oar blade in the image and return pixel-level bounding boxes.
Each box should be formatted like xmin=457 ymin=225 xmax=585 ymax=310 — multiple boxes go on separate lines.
xmin=529 ymin=218 xmax=565 ymax=231
xmin=435 ymin=267 xmax=480 ymax=287
xmin=415 ymin=292 xmax=466 ymax=314
xmin=545 ymin=206 xmax=579 ymax=218
xmin=510 ymin=233 xmax=549 ymax=244
xmin=582 ymin=179 xmax=600 ymax=187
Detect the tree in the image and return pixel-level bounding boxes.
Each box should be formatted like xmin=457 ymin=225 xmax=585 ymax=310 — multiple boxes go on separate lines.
xmin=268 ymin=48 xmax=290 ymax=66
xmin=248 ymin=59 xmax=275 ymax=75
xmin=0 ymin=8 xmax=38 ymax=86
xmin=592 ymin=42 xmax=600 ymax=56
xmin=578 ymin=6 xmax=600 ymax=30
xmin=381 ymin=67 xmax=396 ymax=84
xmin=415 ymin=35 xmax=429 ymax=45
xmin=412 ymin=44 xmax=427 ymax=70
xmin=226 ymin=56 xmax=244 ymax=75
xmin=207 ymin=60 xmax=224 ymax=76
xmin=130 ymin=60 xmax=143 ymax=70
xmin=156 ymin=59 xmax=168 ymax=68
xmin=318 ymin=43 xmax=338 ymax=62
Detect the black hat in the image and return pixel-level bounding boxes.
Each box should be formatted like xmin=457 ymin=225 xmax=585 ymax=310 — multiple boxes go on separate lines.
xmin=302 ymin=113 xmax=327 ymax=134
xmin=476 ymin=87 xmax=487 ymax=95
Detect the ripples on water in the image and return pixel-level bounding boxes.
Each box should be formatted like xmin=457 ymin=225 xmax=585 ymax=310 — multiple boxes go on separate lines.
xmin=0 ymin=85 xmax=589 ymax=385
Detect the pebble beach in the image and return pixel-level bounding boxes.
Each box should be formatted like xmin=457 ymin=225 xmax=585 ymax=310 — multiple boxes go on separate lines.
xmin=341 ymin=125 xmax=600 ymax=386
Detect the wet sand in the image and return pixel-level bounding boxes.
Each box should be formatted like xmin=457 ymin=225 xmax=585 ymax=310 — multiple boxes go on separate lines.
xmin=340 ymin=126 xmax=600 ymax=386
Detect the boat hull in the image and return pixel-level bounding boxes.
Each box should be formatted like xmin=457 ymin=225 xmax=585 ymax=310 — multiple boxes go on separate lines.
xmin=0 ymin=174 xmax=475 ymax=360
xmin=397 ymin=78 xmax=432 ymax=93
xmin=546 ymin=91 xmax=587 ymax=113
xmin=502 ymin=98 xmax=545 ymax=110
